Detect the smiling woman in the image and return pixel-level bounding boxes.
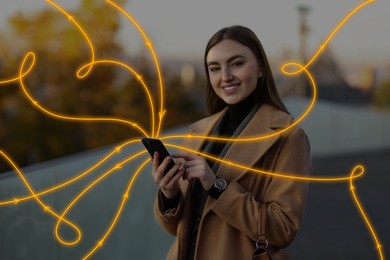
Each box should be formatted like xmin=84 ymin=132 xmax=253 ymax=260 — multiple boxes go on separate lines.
xmin=152 ymin=25 xmax=311 ymax=260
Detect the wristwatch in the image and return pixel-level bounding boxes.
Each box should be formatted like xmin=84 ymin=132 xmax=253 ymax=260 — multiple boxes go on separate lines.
xmin=207 ymin=177 xmax=227 ymax=199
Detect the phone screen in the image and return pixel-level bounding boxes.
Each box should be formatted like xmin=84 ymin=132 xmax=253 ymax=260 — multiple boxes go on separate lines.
xmin=142 ymin=138 xmax=175 ymax=174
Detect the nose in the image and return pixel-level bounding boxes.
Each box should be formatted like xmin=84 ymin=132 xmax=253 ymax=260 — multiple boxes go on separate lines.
xmin=221 ymin=67 xmax=233 ymax=82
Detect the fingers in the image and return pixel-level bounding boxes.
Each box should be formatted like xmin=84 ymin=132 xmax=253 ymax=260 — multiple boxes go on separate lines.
xmin=152 ymin=150 xmax=213 ymax=188
xmin=178 ymin=158 xmax=202 ymax=181
xmin=183 ymin=160 xmax=200 ymax=168
xmin=151 ymin=152 xmax=185 ymax=199
xmin=183 ymin=158 xmax=215 ymax=187
xmin=152 ymin=152 xmax=159 ymax=172
xmin=162 ymin=167 xmax=184 ymax=190
xmin=159 ymin=162 xmax=180 ymax=185
xmin=182 ymin=163 xmax=203 ymax=181
xmin=152 ymin=154 xmax=172 ymax=178
xmin=172 ymin=151 xmax=198 ymax=161
xmin=152 ymin=155 xmax=184 ymax=186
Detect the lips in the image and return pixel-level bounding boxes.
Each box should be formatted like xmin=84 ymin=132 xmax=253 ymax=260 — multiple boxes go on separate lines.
xmin=222 ymin=84 xmax=240 ymax=94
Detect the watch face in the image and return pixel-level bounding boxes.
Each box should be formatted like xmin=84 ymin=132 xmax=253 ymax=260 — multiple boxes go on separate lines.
xmin=215 ymin=178 xmax=227 ymax=190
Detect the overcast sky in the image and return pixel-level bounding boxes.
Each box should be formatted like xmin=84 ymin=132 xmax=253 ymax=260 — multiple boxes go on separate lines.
xmin=1 ymin=0 xmax=389 ymax=67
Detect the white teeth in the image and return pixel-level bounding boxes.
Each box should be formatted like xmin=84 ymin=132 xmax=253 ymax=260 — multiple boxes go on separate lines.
xmin=223 ymin=85 xmax=239 ymax=91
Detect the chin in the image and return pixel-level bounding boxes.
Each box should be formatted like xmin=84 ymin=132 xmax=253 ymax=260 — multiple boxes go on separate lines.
xmin=221 ymin=96 xmax=242 ymax=105
xmin=224 ymin=100 xmax=238 ymax=105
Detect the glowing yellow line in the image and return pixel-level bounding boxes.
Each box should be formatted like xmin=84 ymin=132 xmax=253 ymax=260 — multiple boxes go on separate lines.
xmin=0 ymin=139 xmax=140 ymax=206
xmin=0 ymin=76 xmax=22 ymax=85
xmin=282 ymin=3 xmax=385 ymax=256
xmin=54 ymin=150 xmax=147 ymax=246
xmin=165 ymin=143 xmax=364 ymax=182
xmin=0 ymin=150 xmax=82 ymax=244
xmin=106 ymin=0 xmax=165 ymax=138
xmin=0 ymin=50 xmax=35 ymax=85
xmin=151 ymin=49 xmax=165 ymax=138
xmin=77 ymin=59 xmax=156 ymax=137
xmin=350 ymin=170 xmax=385 ymax=260
xmin=46 ymin=0 xmax=95 ymax=77
xmin=21 ymin=1 xmax=150 ymax=137
xmin=0 ymin=70 xmax=31 ymax=85
xmin=82 ymin=158 xmax=150 ymax=260
xmin=281 ymin=0 xmax=376 ymax=75
xmin=16 ymin=52 xmax=149 ymax=137
xmin=48 ymin=0 xmax=155 ymax=138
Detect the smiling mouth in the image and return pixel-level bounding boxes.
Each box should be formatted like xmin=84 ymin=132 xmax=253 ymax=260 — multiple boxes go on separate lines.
xmin=222 ymin=84 xmax=239 ymax=91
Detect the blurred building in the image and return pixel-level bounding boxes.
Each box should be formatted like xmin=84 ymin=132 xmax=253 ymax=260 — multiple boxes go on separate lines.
xmin=276 ymin=47 xmax=373 ymax=105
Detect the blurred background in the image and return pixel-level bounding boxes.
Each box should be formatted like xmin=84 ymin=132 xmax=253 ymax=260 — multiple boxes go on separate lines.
xmin=0 ymin=0 xmax=389 ymax=259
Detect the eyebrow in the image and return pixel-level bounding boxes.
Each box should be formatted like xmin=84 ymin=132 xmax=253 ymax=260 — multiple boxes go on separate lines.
xmin=207 ymin=54 xmax=246 ymax=66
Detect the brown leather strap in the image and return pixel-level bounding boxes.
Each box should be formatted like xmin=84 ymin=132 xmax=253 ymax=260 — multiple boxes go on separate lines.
xmin=260 ymin=203 xmax=266 ymax=238
xmin=253 ymin=203 xmax=270 ymax=259
xmin=256 ymin=203 xmax=268 ymax=248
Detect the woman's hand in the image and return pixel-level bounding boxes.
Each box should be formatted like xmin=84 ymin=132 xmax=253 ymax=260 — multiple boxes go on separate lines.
xmin=152 ymin=152 xmax=185 ymax=199
xmin=172 ymin=151 xmax=216 ymax=191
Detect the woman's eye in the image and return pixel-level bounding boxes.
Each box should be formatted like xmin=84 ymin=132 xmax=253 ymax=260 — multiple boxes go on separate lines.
xmin=232 ymin=61 xmax=243 ymax=68
xmin=209 ymin=67 xmax=220 ymax=72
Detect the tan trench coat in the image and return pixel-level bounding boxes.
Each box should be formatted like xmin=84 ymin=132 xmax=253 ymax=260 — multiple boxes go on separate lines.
xmin=154 ymin=103 xmax=311 ymax=260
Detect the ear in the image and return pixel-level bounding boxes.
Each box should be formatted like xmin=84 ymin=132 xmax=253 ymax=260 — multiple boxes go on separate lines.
xmin=257 ymin=63 xmax=263 ymax=78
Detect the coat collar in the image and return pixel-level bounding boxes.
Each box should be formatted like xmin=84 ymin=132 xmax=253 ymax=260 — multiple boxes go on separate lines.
xmin=186 ymin=103 xmax=292 ymax=159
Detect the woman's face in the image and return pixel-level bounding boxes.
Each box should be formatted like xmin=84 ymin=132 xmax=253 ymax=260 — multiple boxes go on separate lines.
xmin=206 ymin=39 xmax=263 ymax=105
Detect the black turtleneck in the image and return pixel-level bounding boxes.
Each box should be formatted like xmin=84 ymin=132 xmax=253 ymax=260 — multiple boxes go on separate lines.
xmin=206 ymin=91 xmax=259 ymax=158
xmin=225 ymin=89 xmax=259 ymax=128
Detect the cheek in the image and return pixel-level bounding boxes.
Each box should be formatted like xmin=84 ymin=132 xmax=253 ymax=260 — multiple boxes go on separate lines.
xmin=209 ymin=75 xmax=220 ymax=91
xmin=240 ymin=69 xmax=259 ymax=89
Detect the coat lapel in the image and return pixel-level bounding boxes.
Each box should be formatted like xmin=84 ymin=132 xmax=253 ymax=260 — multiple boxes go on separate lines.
xmin=216 ymin=104 xmax=291 ymax=180
xmin=201 ymin=104 xmax=293 ymax=215
xmin=185 ymin=108 xmax=227 ymax=151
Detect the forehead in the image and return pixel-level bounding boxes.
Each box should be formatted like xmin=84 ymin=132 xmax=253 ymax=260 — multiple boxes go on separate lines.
xmin=206 ymin=39 xmax=255 ymax=63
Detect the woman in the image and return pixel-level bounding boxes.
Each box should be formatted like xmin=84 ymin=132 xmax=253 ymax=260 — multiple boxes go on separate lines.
xmin=152 ymin=25 xmax=311 ymax=260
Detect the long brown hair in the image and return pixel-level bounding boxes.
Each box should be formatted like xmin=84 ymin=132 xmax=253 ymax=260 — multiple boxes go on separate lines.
xmin=204 ymin=25 xmax=288 ymax=114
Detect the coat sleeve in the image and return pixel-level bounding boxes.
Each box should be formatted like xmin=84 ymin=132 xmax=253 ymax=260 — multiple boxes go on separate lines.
xmin=154 ymin=188 xmax=185 ymax=236
xmin=211 ymin=127 xmax=311 ymax=248
xmin=153 ymin=129 xmax=195 ymax=237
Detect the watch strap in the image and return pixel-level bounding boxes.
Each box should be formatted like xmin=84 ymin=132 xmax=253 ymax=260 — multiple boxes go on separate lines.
xmin=207 ymin=177 xmax=226 ymax=199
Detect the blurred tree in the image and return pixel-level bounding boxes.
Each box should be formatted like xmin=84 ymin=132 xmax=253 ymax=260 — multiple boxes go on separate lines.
xmin=374 ymin=79 xmax=390 ymax=109
xmin=0 ymin=0 xmax=128 ymax=173
xmin=0 ymin=0 xmax=204 ymax=173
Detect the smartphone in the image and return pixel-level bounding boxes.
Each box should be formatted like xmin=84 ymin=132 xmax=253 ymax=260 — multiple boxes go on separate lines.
xmin=142 ymin=138 xmax=176 ymax=174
